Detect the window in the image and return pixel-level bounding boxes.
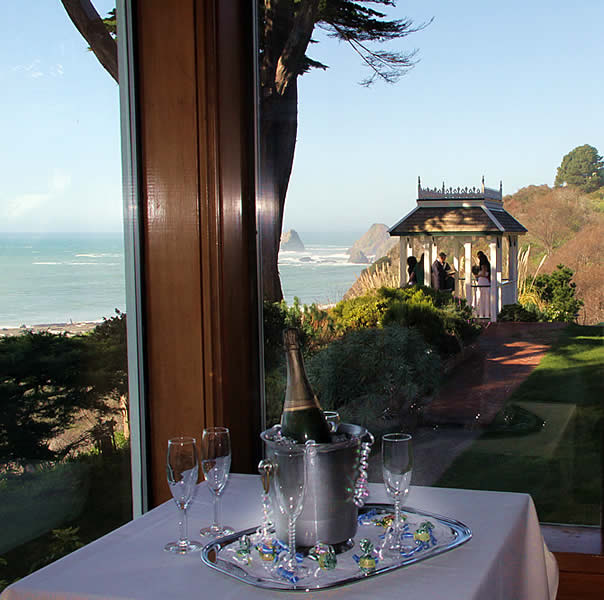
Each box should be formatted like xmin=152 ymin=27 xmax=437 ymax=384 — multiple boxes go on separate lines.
xmin=0 ymin=2 xmax=133 ymax=588
xmin=256 ymin=0 xmax=604 ymax=555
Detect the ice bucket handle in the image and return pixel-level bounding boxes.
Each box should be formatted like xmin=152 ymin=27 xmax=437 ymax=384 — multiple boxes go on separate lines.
xmin=353 ymin=430 xmax=374 ymax=508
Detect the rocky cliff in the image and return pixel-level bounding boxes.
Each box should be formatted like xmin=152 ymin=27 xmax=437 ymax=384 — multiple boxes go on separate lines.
xmin=280 ymin=229 xmax=305 ymax=251
xmin=347 ymin=223 xmax=397 ymax=263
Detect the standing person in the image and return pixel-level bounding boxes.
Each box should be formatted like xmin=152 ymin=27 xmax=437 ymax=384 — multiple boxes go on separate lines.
xmin=406 ymin=256 xmax=418 ymax=285
xmin=472 ymin=263 xmax=490 ymax=317
xmin=431 ymin=252 xmax=447 ymax=290
xmin=443 ymin=258 xmax=455 ymax=292
xmin=477 ymin=251 xmax=491 ymax=281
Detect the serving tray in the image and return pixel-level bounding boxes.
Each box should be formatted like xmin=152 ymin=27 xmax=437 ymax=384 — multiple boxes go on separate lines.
xmin=200 ymin=504 xmax=472 ymax=591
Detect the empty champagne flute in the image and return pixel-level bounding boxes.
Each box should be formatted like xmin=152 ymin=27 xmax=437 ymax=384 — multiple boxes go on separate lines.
xmin=273 ymin=445 xmax=308 ymax=584
xmin=200 ymin=427 xmax=234 ymax=537
xmin=165 ymin=436 xmax=203 ymax=554
xmin=381 ymin=433 xmax=413 ymax=556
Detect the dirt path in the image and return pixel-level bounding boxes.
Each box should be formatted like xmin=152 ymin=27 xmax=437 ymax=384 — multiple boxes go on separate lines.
xmin=368 ymin=322 xmax=567 ymax=486
xmin=423 ymin=322 xmax=567 ymax=428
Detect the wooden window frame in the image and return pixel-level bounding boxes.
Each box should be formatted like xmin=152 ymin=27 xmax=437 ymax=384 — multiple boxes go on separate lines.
xmin=126 ymin=0 xmax=262 ymax=508
xmin=124 ymin=0 xmax=603 ymax=596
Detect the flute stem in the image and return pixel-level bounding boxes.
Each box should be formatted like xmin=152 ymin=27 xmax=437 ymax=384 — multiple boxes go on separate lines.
xmin=212 ymin=492 xmax=221 ymax=529
xmin=288 ymin=517 xmax=296 ymax=563
xmin=178 ymin=507 xmax=188 ymax=548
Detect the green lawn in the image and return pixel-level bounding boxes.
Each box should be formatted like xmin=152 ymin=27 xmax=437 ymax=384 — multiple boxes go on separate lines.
xmin=437 ymin=324 xmax=604 ymax=525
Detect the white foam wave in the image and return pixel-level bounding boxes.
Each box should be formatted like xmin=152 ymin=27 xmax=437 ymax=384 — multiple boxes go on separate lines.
xmin=33 ymin=261 xmax=61 ymax=265
xmin=75 ymin=253 xmax=121 ymax=258
xmin=278 ymin=246 xmax=353 ymax=266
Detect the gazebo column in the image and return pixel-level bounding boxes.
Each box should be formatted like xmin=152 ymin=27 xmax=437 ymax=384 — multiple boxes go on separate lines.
xmin=489 ymin=239 xmax=502 ymax=322
xmin=431 ymin=238 xmax=438 ymax=268
xmin=464 ymin=240 xmax=472 ymax=306
xmin=423 ymin=238 xmax=431 ymax=286
xmin=508 ymin=235 xmax=519 ymax=303
xmin=406 ymin=237 xmax=413 ymax=284
xmin=398 ymin=237 xmax=406 ymax=286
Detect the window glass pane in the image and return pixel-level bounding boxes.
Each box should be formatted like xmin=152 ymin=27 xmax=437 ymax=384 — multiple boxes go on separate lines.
xmin=257 ymin=1 xmax=604 ymax=533
xmin=0 ymin=1 xmax=132 ymax=588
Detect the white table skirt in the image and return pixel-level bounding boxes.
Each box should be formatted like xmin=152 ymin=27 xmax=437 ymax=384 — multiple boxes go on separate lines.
xmin=1 ymin=474 xmax=558 ymax=600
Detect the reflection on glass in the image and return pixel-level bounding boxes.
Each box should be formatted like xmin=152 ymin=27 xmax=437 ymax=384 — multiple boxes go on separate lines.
xmin=257 ymin=1 xmax=603 ymax=539
xmin=0 ymin=2 xmax=131 ymax=590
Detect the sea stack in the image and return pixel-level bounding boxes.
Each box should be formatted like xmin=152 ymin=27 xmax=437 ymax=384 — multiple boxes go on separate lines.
xmin=280 ymin=229 xmax=305 ymax=251
xmin=348 ymin=223 xmax=397 ymax=263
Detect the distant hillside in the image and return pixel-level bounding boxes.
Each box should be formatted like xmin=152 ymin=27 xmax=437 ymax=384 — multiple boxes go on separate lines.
xmin=280 ymin=229 xmax=305 ymax=251
xmin=348 ymin=223 xmax=397 ymax=263
xmin=504 ymin=184 xmax=604 ymax=324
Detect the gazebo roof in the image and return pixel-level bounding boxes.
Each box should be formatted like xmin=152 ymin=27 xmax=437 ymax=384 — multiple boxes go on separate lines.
xmin=389 ymin=178 xmax=527 ymax=237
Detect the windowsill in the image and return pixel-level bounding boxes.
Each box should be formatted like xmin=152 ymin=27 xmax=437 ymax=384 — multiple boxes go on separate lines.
xmin=542 ymin=524 xmax=603 ymax=555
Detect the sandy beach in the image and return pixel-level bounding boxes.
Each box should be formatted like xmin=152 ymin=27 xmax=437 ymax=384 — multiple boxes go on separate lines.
xmin=0 ymin=321 xmax=101 ymax=337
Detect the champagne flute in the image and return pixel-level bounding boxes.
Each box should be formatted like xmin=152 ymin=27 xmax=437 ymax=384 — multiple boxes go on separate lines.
xmin=200 ymin=427 xmax=234 ymax=537
xmin=381 ymin=433 xmax=413 ymax=556
xmin=165 ymin=436 xmax=203 ymax=554
xmin=273 ymin=445 xmax=308 ymax=584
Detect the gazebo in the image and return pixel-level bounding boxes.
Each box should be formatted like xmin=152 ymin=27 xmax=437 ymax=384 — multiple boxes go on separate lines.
xmin=388 ymin=177 xmax=527 ymax=321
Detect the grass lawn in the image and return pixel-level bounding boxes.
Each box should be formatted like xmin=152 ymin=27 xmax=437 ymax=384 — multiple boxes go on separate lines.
xmin=437 ymin=324 xmax=604 ymax=525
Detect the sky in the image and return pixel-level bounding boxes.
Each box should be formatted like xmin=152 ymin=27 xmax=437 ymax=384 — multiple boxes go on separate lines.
xmin=1 ymin=0 xmax=119 ymax=233
xmin=284 ymin=0 xmax=604 ymax=232
xmin=1 ymin=1 xmax=603 ymax=234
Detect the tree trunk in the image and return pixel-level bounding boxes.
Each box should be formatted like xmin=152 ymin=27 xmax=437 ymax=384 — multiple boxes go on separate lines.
xmin=258 ymin=80 xmax=299 ymax=302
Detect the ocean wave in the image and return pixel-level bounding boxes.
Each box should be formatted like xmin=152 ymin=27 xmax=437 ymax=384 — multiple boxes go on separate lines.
xmin=278 ymin=248 xmax=353 ymax=266
xmin=75 ymin=253 xmax=121 ymax=258
xmin=33 ymin=261 xmax=61 ymax=265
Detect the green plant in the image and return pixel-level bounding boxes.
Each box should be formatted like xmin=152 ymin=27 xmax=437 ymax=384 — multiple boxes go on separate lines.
xmin=533 ymin=265 xmax=583 ymax=323
xmin=263 ymin=299 xmax=336 ymax=371
xmin=307 ymin=326 xmax=441 ymax=434
xmin=330 ymin=294 xmax=389 ymax=331
xmin=27 ymin=527 xmax=84 ymax=574
xmin=497 ymin=303 xmax=542 ymax=322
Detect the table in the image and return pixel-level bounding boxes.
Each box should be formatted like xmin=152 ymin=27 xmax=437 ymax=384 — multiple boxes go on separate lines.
xmin=1 ymin=475 xmax=558 ymax=600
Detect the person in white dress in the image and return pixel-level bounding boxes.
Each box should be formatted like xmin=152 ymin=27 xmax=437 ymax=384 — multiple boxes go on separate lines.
xmin=472 ymin=264 xmax=491 ymax=318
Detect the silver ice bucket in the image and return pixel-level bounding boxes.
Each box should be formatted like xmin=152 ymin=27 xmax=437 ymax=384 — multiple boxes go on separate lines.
xmin=261 ymin=423 xmax=372 ymax=547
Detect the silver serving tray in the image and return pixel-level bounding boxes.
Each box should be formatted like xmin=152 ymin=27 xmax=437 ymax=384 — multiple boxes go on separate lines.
xmin=200 ymin=504 xmax=472 ymax=591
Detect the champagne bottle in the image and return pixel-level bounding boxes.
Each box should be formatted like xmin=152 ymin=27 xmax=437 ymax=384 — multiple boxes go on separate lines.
xmin=280 ymin=328 xmax=331 ymax=444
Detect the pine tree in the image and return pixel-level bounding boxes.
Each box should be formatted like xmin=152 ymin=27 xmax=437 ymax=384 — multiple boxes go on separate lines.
xmin=554 ymin=144 xmax=604 ymax=193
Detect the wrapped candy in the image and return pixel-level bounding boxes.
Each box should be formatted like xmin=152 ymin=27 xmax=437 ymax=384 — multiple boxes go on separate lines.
xmin=354 ymin=538 xmax=379 ymax=574
xmin=308 ymin=542 xmax=337 ymax=571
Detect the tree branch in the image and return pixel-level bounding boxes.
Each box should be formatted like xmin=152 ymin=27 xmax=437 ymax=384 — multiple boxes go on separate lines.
xmin=61 ymin=0 xmax=118 ymax=83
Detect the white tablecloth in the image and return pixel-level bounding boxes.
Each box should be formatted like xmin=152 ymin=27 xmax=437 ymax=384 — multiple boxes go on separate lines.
xmin=1 ymin=474 xmax=558 ymax=600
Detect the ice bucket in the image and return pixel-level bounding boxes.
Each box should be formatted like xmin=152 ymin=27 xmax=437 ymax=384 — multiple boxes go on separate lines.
xmin=261 ymin=423 xmax=372 ymax=547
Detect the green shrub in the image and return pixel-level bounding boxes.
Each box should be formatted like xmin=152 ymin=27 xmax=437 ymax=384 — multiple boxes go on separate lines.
xmin=498 ymin=303 xmax=542 ymax=322
xmin=263 ymin=299 xmax=336 ymax=372
xmin=329 ymin=286 xmax=479 ymax=356
xmin=533 ymin=265 xmax=583 ymax=323
xmin=264 ymin=368 xmax=286 ymax=428
xmin=307 ymin=326 xmax=441 ymax=434
xmin=330 ymin=294 xmax=389 ymax=331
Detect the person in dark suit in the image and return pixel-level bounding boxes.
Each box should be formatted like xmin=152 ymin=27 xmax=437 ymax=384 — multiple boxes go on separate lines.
xmin=431 ymin=252 xmax=447 ymax=290
xmin=443 ymin=259 xmax=455 ymax=292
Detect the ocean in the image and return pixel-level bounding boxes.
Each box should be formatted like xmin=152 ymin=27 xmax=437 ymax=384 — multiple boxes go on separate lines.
xmin=0 ymin=231 xmax=367 ymax=327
